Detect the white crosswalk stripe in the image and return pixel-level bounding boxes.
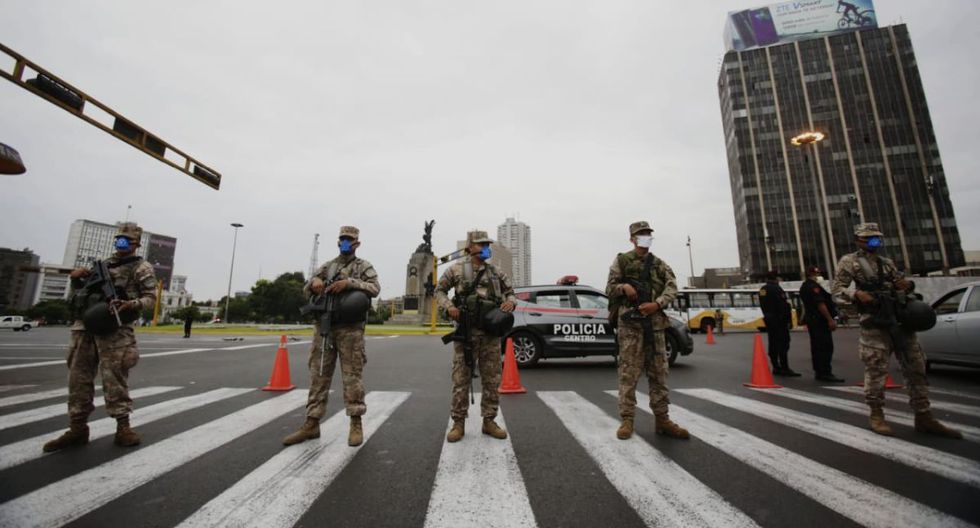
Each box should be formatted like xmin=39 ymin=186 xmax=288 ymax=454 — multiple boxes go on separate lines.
xmin=676 ymin=388 xmax=980 ymax=488
xmin=0 ymin=384 xmax=35 ymax=394
xmin=826 ymin=385 xmax=980 ymax=419
xmin=0 ymin=386 xmax=180 ymax=432
xmin=542 ymin=391 xmax=758 ymax=528
xmin=424 ymin=396 xmax=537 ymax=528
xmin=0 ymin=391 xmax=307 ymax=528
xmin=930 ymin=387 xmax=980 ymax=403
xmin=178 ymin=391 xmax=409 ymax=528
xmin=608 ymin=391 xmax=973 ymax=528
xmin=0 ymin=387 xmax=253 ymax=471
xmin=0 ymin=388 xmax=73 ymax=409
xmin=754 ymin=386 xmax=980 ymax=443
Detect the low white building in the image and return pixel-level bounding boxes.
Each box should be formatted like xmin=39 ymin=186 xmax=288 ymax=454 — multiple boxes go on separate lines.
xmin=31 ymin=263 xmax=73 ymax=304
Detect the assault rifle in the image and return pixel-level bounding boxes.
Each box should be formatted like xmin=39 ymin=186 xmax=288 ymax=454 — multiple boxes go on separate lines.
xmin=441 ymin=302 xmax=476 ymax=404
xmin=620 ymin=255 xmax=656 ymax=366
xmin=854 ymin=274 xmax=912 ymax=362
xmin=81 ymin=260 xmax=125 ymax=326
xmin=300 ymin=285 xmax=338 ymax=376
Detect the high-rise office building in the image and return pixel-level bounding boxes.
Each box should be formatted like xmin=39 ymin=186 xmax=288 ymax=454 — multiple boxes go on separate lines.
xmin=63 ymin=219 xmax=178 ymax=289
xmin=496 ymin=217 xmax=532 ymax=286
xmin=719 ymin=3 xmax=963 ymax=279
xmin=0 ymin=247 xmax=40 ymax=311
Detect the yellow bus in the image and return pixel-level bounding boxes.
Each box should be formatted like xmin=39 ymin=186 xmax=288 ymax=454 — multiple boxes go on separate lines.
xmin=665 ymin=288 xmax=800 ymax=333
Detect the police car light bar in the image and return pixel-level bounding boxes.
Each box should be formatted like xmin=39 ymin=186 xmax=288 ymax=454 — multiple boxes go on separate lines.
xmin=0 ymin=42 xmax=222 ymax=190
xmin=557 ymin=275 xmax=579 ymax=285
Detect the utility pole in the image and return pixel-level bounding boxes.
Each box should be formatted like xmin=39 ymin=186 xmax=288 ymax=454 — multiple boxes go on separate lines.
xmin=686 ymin=235 xmax=697 ymax=288
xmin=308 ymin=233 xmax=320 ymax=279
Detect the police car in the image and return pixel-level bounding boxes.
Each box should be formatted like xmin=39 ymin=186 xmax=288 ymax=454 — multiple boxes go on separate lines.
xmin=504 ymin=277 xmax=694 ymax=367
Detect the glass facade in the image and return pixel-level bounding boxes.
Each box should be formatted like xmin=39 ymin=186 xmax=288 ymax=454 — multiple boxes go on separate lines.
xmin=719 ymin=24 xmax=964 ymax=280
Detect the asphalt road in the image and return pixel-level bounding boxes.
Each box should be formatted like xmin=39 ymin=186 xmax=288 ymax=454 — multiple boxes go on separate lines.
xmin=0 ymin=326 xmax=978 ymax=528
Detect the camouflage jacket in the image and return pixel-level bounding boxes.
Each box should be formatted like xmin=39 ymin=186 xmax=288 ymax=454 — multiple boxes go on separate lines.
xmin=832 ymin=249 xmax=905 ymax=319
xmin=606 ymin=250 xmax=677 ymax=330
xmin=305 ymin=254 xmax=380 ymax=298
xmin=435 ymin=260 xmax=517 ymax=311
xmin=70 ymin=254 xmax=157 ymax=331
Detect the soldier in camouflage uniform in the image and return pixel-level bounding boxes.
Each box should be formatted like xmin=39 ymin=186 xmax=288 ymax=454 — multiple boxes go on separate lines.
xmin=607 ymin=221 xmax=689 ymax=440
xmin=283 ymin=226 xmax=380 ymax=447
xmin=832 ymin=222 xmax=960 ymax=438
xmin=43 ymin=222 xmax=157 ymax=452
xmin=435 ymin=230 xmax=517 ymax=443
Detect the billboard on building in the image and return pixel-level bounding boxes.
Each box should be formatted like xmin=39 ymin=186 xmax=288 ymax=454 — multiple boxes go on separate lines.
xmin=724 ymin=0 xmax=877 ymax=51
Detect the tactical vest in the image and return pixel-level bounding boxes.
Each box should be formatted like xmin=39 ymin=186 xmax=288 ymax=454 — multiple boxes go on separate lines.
xmin=459 ymin=260 xmax=502 ymax=319
xmin=618 ymin=251 xmax=667 ymax=299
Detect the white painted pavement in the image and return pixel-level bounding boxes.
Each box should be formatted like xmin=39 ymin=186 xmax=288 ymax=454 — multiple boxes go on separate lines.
xmin=541 ymin=391 xmax=758 ymax=528
xmin=0 ymin=385 xmax=35 ymax=394
xmin=0 ymin=391 xmax=307 ymax=528
xmin=930 ymin=387 xmax=980 ymax=403
xmin=424 ymin=396 xmax=538 ymax=528
xmin=0 ymin=387 xmax=253 ymax=471
xmin=0 ymin=386 xmax=180 ymax=432
xmin=610 ymin=391 xmax=974 ymax=528
xmin=826 ymin=385 xmax=980 ymax=419
xmin=756 ymin=387 xmax=980 ymax=443
xmin=676 ymin=388 xmax=980 ymax=488
xmin=0 ymin=388 xmax=72 ymax=409
xmin=177 ymin=391 xmax=409 ymax=528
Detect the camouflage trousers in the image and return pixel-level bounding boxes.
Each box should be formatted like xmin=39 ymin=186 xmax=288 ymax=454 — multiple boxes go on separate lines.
xmin=618 ymin=324 xmax=670 ymax=419
xmin=859 ymin=327 xmax=930 ymax=413
xmin=66 ymin=328 xmax=140 ymax=422
xmin=305 ymin=324 xmax=366 ymax=419
xmin=450 ymin=333 xmax=502 ymax=422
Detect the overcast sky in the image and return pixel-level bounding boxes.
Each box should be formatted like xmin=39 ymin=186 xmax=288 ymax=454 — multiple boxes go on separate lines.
xmin=2 ymin=1 xmax=978 ymax=300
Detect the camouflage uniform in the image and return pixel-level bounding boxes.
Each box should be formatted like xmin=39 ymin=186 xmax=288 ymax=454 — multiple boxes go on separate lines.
xmin=831 ymin=225 xmax=929 ymax=413
xmin=435 ymin=233 xmax=517 ymax=423
xmin=303 ymin=232 xmax=380 ymax=420
xmin=606 ymin=246 xmax=677 ymax=419
xmin=66 ymin=230 xmax=157 ymax=422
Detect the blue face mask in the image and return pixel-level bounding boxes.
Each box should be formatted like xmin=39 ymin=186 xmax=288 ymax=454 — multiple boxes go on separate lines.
xmin=479 ymin=245 xmax=492 ymax=261
xmin=114 ymin=237 xmax=131 ymax=251
xmin=339 ymin=239 xmax=354 ymax=255
xmin=866 ymin=236 xmax=883 ymax=249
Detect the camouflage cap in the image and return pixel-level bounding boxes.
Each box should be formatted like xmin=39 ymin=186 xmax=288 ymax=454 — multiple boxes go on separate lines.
xmin=466 ymin=230 xmax=493 ymax=245
xmin=116 ymin=222 xmax=142 ymax=241
xmin=629 ymin=221 xmax=654 ymax=236
xmin=338 ymin=226 xmax=360 ymax=240
xmin=854 ymin=222 xmax=884 ymax=237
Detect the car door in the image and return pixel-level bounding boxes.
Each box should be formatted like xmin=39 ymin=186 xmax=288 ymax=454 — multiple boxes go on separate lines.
xmin=523 ymin=289 xmax=582 ymax=352
xmin=923 ymin=288 xmax=967 ymax=356
xmin=570 ymin=289 xmax=617 ymax=352
xmin=952 ymin=285 xmax=980 ymax=363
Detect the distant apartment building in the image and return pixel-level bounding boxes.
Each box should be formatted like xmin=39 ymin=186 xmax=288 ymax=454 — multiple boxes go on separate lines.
xmin=63 ymin=219 xmax=177 ymax=289
xmin=0 ymin=247 xmax=40 ymax=311
xmin=496 ymin=217 xmax=532 ymax=286
xmin=31 ymin=263 xmax=74 ymax=304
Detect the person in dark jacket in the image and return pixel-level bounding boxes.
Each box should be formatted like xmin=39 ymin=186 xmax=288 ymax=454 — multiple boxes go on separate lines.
xmin=759 ymin=270 xmax=800 ymax=376
xmin=799 ymin=266 xmax=844 ymax=382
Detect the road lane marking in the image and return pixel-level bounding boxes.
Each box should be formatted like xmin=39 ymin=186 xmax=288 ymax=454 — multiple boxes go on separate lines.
xmin=0 ymin=388 xmax=253 ymax=471
xmin=177 ymin=391 xmax=409 ymax=528
xmin=0 ymin=388 xmax=73 ymax=409
xmin=825 ymin=386 xmax=980 ymax=419
xmin=0 ymin=341 xmax=303 ymax=370
xmin=0 ymin=386 xmax=180 ymax=432
xmin=609 ymin=391 xmax=973 ymax=528
xmin=541 ymin=391 xmax=757 ymax=528
xmin=930 ymin=387 xmax=980 ymax=403
xmin=677 ymin=388 xmax=980 ymax=488
xmin=0 ymin=385 xmax=35 ymax=394
xmin=424 ymin=396 xmax=538 ymax=528
xmin=758 ymin=387 xmax=980 ymax=443
xmin=0 ymin=391 xmax=307 ymax=528
xmin=0 ymin=360 xmax=63 ymax=371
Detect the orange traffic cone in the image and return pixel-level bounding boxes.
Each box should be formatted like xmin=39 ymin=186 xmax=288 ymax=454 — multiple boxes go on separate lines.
xmin=706 ymin=325 xmax=716 ymax=345
xmin=262 ymin=335 xmax=295 ymax=391
xmin=858 ymin=374 xmax=903 ymax=390
xmin=499 ymin=338 xmax=527 ymax=394
xmin=743 ymin=334 xmax=783 ymax=389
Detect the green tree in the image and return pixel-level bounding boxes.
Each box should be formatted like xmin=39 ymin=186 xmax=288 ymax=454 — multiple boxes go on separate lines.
xmin=26 ymin=299 xmax=71 ymax=325
xmin=247 ymin=272 xmax=306 ymax=323
xmin=172 ymin=305 xmax=201 ymax=323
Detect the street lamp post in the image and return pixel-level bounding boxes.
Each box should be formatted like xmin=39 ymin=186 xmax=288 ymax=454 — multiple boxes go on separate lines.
xmin=686 ymin=235 xmax=697 ymax=288
xmin=791 ymin=131 xmax=833 ymax=277
xmin=224 ymin=223 xmax=244 ymax=324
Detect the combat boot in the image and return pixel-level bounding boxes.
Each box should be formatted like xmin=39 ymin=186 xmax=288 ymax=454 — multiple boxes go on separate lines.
xmin=655 ymin=414 xmax=690 ymax=439
xmin=869 ymin=408 xmax=894 ymax=436
xmin=348 ymin=416 xmax=364 ymax=447
xmin=283 ymin=417 xmax=320 ymax=446
xmin=616 ymin=419 xmax=634 ymax=440
xmin=114 ymin=416 xmax=141 ymax=447
xmin=915 ymin=411 xmax=963 ymax=439
xmin=482 ymin=418 xmax=507 ymax=440
xmin=42 ymin=421 xmax=89 ymax=453
xmin=446 ymin=420 xmax=465 ymax=443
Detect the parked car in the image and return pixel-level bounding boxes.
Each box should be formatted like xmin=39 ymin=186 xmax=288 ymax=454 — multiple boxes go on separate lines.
xmin=918 ymin=281 xmax=980 ymax=371
xmin=0 ymin=315 xmax=36 ymax=331
xmin=505 ymin=283 xmax=694 ymax=367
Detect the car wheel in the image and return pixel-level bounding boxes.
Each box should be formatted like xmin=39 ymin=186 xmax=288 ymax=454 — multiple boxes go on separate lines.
xmin=666 ymin=332 xmax=680 ymax=366
xmin=510 ymin=331 xmax=541 ymax=367
xmin=20 ymin=325 xmax=30 ymax=332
